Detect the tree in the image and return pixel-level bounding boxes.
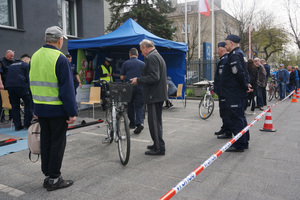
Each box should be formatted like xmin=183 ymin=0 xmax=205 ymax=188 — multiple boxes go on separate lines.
xmin=283 ymin=0 xmax=300 ymax=50
xmin=171 ymin=12 xmax=209 ymax=61
xmin=252 ymin=17 xmax=289 ymax=62
xmin=106 ymin=0 xmax=176 ymax=40
xmin=226 ymin=0 xmax=258 ymax=53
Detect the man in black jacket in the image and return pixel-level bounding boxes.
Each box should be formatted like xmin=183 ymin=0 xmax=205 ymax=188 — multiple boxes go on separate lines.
xmin=131 ymin=39 xmax=168 ymax=155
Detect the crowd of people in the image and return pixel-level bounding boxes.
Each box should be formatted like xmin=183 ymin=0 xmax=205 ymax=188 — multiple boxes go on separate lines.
xmin=1 ymin=26 xmax=170 ymax=191
xmin=3 ymin=25 xmax=297 ymax=192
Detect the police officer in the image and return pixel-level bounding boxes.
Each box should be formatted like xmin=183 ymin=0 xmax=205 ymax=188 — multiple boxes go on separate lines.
xmin=221 ymin=34 xmax=251 ymax=152
xmin=97 ymin=57 xmax=114 ymax=110
xmin=98 ymin=57 xmax=114 ymax=82
xmin=120 ymin=48 xmax=145 ymax=134
xmin=5 ymin=54 xmax=33 ymax=131
xmin=0 ymin=50 xmax=15 ymax=122
xmin=214 ymin=42 xmax=232 ymax=139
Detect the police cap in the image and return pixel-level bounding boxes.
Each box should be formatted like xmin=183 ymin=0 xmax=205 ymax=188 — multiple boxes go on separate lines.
xmin=105 ymin=57 xmax=113 ymax=63
xmin=225 ymin=34 xmax=241 ymax=43
xmin=218 ymin=42 xmax=226 ymax=48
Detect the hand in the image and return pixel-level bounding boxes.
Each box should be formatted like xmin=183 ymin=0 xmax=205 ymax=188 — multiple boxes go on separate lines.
xmin=66 ymin=116 xmax=76 ymax=124
xmin=0 ymin=83 xmax=4 ymax=90
xmin=130 ymin=77 xmax=138 ymax=85
xmin=79 ymin=83 xmax=82 ymax=88
xmin=34 ymin=115 xmax=38 ymax=119
xmin=107 ymin=73 xmax=111 ymax=76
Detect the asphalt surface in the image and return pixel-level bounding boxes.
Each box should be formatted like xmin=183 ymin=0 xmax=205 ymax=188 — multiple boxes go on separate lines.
xmin=0 ymin=97 xmax=299 ymax=200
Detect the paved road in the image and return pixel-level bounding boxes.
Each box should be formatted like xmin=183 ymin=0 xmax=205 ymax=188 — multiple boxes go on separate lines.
xmin=0 ymin=98 xmax=299 ymax=200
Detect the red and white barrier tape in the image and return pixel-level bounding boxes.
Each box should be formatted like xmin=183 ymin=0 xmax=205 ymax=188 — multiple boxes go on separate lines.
xmin=160 ymin=91 xmax=295 ymax=200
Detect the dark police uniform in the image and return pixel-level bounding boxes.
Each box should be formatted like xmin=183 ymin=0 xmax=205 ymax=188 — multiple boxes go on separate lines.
xmin=5 ymin=61 xmax=33 ymax=129
xmin=214 ymin=52 xmax=230 ymax=137
xmin=120 ymin=57 xmax=145 ymax=127
xmin=221 ymin=43 xmax=250 ymax=151
xmin=0 ymin=57 xmax=15 ymax=121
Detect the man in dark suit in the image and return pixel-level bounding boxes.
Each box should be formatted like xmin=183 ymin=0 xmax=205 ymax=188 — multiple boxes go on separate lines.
xmin=131 ymin=39 xmax=168 ymax=155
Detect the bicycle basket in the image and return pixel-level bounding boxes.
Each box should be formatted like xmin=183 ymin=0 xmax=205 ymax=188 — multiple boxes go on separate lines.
xmin=108 ymin=82 xmax=133 ymax=103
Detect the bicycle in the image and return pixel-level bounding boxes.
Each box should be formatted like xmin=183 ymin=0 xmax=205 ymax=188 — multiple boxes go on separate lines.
xmin=268 ymin=76 xmax=279 ymax=101
xmin=199 ymin=81 xmax=214 ymax=119
xmin=98 ymin=80 xmax=133 ymax=165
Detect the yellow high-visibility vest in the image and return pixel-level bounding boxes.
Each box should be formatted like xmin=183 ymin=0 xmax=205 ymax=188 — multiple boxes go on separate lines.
xmin=29 ymin=47 xmax=64 ymax=105
xmin=100 ymin=65 xmax=113 ymax=82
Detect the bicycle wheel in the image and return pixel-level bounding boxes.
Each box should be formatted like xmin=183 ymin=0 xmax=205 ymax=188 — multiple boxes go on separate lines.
xmin=199 ymin=96 xmax=214 ymax=119
xmin=117 ymin=112 xmax=130 ymax=165
xmin=105 ymin=108 xmax=113 ymax=143
xmin=274 ymin=87 xmax=279 ymax=99
xmin=268 ymin=86 xmax=274 ymax=101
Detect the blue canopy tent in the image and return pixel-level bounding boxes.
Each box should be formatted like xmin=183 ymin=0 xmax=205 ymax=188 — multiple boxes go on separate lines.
xmin=68 ymin=18 xmax=187 ymax=97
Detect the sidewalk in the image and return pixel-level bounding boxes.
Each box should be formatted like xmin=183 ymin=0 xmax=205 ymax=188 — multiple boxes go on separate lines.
xmin=0 ymin=98 xmax=299 ymax=200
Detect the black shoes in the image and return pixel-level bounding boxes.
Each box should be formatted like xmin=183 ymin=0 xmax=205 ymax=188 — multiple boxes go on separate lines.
xmin=44 ymin=176 xmax=73 ymax=191
xmin=134 ymin=124 xmax=144 ymax=134
xmin=15 ymin=126 xmax=24 ymax=131
xmin=145 ymin=149 xmax=165 ymax=155
xmin=215 ymin=129 xmax=224 ymax=135
xmin=147 ymin=145 xmax=154 ymax=150
xmin=217 ymin=133 xmax=232 ymax=139
xmin=226 ymin=146 xmax=244 ymax=152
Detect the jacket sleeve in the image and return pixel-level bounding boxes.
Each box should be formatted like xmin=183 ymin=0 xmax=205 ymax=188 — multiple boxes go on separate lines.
xmin=137 ymin=56 xmax=160 ymax=85
xmin=230 ymin=54 xmax=248 ymax=91
xmin=56 ymin=55 xmax=77 ymax=117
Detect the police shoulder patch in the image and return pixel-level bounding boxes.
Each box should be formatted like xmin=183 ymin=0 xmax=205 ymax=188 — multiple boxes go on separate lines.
xmin=244 ymin=57 xmax=248 ymax=62
xmin=232 ymin=66 xmax=238 ymax=74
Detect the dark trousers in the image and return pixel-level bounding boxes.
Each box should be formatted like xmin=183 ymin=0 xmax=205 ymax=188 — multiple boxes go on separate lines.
xmin=225 ymin=97 xmax=249 ymax=149
xmin=128 ymin=87 xmax=144 ymax=126
xmin=7 ymin=87 xmax=33 ymax=128
xmin=39 ymin=117 xmax=68 ymax=179
xmin=147 ymin=102 xmax=165 ymax=151
xmin=247 ymin=90 xmax=255 ymax=111
xmin=261 ymin=86 xmax=267 ymax=106
xmin=219 ymin=96 xmax=231 ymax=133
xmin=256 ymin=86 xmax=263 ymax=107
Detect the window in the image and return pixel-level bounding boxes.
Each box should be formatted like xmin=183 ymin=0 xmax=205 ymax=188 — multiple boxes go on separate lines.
xmin=57 ymin=0 xmax=77 ymax=37
xmin=182 ymin=24 xmax=190 ymax=34
xmin=181 ymin=5 xmax=191 ymax=12
xmin=0 ymin=0 xmax=17 ymax=28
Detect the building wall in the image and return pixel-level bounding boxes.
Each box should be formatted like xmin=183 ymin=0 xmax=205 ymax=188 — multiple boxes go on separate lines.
xmin=0 ymin=0 xmax=105 ymax=59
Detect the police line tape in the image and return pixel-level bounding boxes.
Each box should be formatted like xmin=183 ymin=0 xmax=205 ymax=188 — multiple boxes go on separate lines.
xmin=160 ymin=90 xmax=295 ymax=200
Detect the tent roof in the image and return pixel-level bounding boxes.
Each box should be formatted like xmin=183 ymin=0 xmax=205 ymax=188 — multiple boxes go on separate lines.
xmin=68 ymin=18 xmax=187 ymax=52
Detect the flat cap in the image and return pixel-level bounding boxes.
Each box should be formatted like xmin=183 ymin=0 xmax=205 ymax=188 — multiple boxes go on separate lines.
xmin=45 ymin=26 xmax=68 ymax=39
xmin=218 ymin=42 xmax=226 ymax=48
xmin=225 ymin=34 xmax=241 ymax=43
xmin=279 ymin=64 xmax=284 ymax=67
xmin=105 ymin=57 xmax=113 ymax=63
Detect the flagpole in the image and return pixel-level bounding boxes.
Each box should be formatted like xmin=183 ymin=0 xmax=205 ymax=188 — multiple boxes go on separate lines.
xmin=198 ymin=9 xmax=201 ymax=60
xmin=211 ymin=0 xmax=214 ymax=80
xmin=198 ymin=7 xmax=201 ymax=81
xmin=185 ymin=0 xmax=187 ymax=46
xmin=249 ymin=23 xmax=252 ymax=58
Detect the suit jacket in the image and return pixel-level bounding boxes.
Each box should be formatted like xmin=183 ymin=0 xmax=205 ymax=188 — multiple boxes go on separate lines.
xmin=137 ymin=49 xmax=168 ymax=104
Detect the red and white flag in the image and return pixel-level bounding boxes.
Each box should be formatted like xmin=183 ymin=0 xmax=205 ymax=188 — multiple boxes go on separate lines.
xmin=199 ymin=0 xmax=210 ymax=17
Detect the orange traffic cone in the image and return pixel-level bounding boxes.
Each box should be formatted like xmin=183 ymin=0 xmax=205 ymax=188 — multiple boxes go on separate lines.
xmin=291 ymin=92 xmax=298 ymax=103
xmin=260 ymin=106 xmax=276 ymax=132
xmin=296 ymin=88 xmax=300 ymax=98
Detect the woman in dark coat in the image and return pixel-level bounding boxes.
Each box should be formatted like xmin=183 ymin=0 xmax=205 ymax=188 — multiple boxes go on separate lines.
xmin=247 ymin=59 xmax=258 ymax=114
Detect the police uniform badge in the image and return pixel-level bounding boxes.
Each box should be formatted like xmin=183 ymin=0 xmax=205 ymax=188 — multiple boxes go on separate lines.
xmin=232 ymin=66 xmax=237 ymax=74
xmin=219 ymin=68 xmax=223 ymax=75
